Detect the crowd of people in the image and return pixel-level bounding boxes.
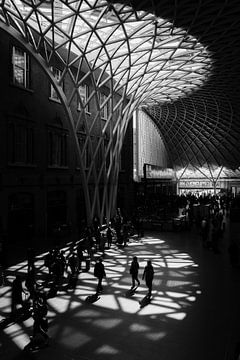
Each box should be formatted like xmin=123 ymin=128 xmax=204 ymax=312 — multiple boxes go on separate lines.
xmin=129 ymin=256 xmax=154 ymax=297
xmin=10 ymin=269 xmax=49 ymax=351
xmin=5 ymin=214 xmax=153 ymax=352
xmin=2 ymin=192 xmax=240 ymax=351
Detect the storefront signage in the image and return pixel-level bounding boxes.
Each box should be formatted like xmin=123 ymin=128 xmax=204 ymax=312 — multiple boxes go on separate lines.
xmin=179 ymin=180 xmax=220 ymax=188
xmin=144 ymin=164 xmax=175 ymax=179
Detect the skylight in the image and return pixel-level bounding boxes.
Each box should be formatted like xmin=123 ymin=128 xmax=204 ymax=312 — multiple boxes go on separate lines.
xmin=4 ymin=0 xmax=213 ymax=105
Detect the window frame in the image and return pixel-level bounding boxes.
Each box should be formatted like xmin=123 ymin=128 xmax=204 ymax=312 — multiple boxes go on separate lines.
xmin=47 ymin=126 xmax=68 ymax=168
xmin=78 ymin=84 xmax=90 ymax=113
xmin=100 ymin=93 xmax=108 ymax=120
xmin=7 ymin=118 xmax=34 ymax=166
xmin=49 ymin=66 xmax=63 ymax=102
xmin=12 ymin=45 xmax=30 ymax=89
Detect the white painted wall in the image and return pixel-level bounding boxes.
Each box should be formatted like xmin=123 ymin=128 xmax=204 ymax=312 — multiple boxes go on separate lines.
xmin=133 ymin=108 xmax=170 ymax=181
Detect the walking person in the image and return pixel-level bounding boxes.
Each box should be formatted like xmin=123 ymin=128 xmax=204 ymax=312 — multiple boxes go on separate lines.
xmin=76 ymin=243 xmax=84 ymax=271
xmin=86 ymin=234 xmax=94 ymax=259
xmin=25 ymin=269 xmax=36 ymax=299
xmin=11 ymin=275 xmax=26 ymax=314
xmin=142 ymin=260 xmax=154 ymax=298
xmin=67 ymin=252 xmax=79 ymax=275
xmin=44 ymin=250 xmax=54 ymax=275
xmin=66 ymin=252 xmax=79 ymax=289
xmin=106 ymin=226 xmax=113 ymax=248
xmin=27 ymin=247 xmax=35 ymax=274
xmin=99 ymin=233 xmax=106 ymax=255
xmin=59 ymin=251 xmax=66 ymax=278
xmin=52 ymin=255 xmax=64 ymax=285
xmin=24 ymin=292 xmax=49 ymax=351
xmin=129 ymin=256 xmax=140 ymax=289
xmin=94 ymin=257 xmax=106 ymax=293
xmin=95 ymin=228 xmax=101 ymax=251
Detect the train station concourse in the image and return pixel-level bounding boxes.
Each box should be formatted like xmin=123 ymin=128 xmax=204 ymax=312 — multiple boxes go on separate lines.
xmin=0 ymin=1 xmax=240 ymax=360
xmin=1 ymin=223 xmax=240 ymax=360
xmin=0 ymin=0 xmax=239 ymax=226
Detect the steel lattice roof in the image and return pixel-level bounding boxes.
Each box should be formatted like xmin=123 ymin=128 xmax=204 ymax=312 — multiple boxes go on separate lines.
xmin=132 ymin=0 xmax=240 ymax=170
xmin=1 ymin=0 xmax=240 ymax=172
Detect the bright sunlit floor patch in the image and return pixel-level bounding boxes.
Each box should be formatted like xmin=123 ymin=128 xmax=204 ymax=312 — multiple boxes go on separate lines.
xmin=117 ymin=297 xmax=140 ymax=313
xmin=129 ymin=323 xmax=150 ymax=332
xmin=166 ymin=291 xmax=190 ymax=298
xmin=151 ymin=297 xmax=181 ymax=310
xmin=139 ymin=303 xmax=177 ymax=316
xmin=141 ymin=239 xmax=165 ymax=245
xmin=92 ymin=318 xmax=122 ymax=329
xmin=1 ymin=232 xmax=200 ymax=352
xmin=93 ymin=294 xmax=120 ymax=310
xmin=95 ymin=344 xmax=119 ymax=355
xmin=47 ymin=296 xmax=72 ymax=313
xmin=56 ymin=327 xmax=92 ymax=347
xmin=166 ymin=312 xmax=187 ymax=320
xmin=3 ymin=322 xmax=30 ymax=349
xmin=145 ymin=331 xmax=167 ymax=341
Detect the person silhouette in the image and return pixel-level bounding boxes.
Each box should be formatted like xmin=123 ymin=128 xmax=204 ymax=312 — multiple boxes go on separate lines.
xmin=130 ymin=256 xmax=140 ymax=289
xmin=142 ymin=260 xmax=154 ymax=298
xmin=94 ymin=258 xmax=106 ymax=293
xmin=11 ymin=275 xmax=26 ymax=314
xmin=106 ymin=227 xmax=113 ymax=248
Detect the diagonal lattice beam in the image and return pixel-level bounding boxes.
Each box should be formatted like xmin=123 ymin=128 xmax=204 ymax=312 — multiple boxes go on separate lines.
xmin=1 ymin=0 xmax=229 ymax=224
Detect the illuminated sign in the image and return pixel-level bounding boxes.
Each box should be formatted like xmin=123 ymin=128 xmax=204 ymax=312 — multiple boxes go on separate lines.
xmin=144 ymin=164 xmax=175 ymax=179
xmin=179 ymin=180 xmax=221 ymax=188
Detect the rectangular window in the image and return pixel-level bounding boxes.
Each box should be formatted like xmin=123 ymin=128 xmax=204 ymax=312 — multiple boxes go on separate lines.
xmin=50 ymin=67 xmax=63 ymax=101
xmin=48 ymin=129 xmax=68 ymax=167
xmin=12 ymin=46 xmax=30 ymax=88
xmin=8 ymin=122 xmax=34 ymax=165
xmin=100 ymin=93 xmax=108 ymax=120
xmin=78 ymin=84 xmax=90 ymax=113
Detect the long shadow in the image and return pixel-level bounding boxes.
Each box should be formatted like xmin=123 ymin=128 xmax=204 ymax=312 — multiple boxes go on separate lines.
xmin=1 ymin=228 xmax=238 ymax=360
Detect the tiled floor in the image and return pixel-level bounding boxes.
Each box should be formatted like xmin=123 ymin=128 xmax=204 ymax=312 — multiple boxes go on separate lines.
xmin=1 ymin=220 xmax=240 ymax=360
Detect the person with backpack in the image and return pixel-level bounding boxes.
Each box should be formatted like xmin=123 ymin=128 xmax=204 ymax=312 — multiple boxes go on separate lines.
xmin=94 ymin=258 xmax=106 ymax=293
xmin=129 ymin=256 xmax=140 ymax=289
xmin=142 ymin=260 xmax=154 ymax=298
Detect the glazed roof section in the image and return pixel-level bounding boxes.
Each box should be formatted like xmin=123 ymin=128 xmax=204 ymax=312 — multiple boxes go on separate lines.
xmin=1 ymin=0 xmax=240 ymax=171
xmin=2 ymin=0 xmax=212 ymax=105
xmin=139 ymin=0 xmax=240 ymax=170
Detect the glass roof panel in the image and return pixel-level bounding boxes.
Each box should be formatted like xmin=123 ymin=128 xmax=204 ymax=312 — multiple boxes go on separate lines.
xmin=5 ymin=0 xmax=213 ymax=105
